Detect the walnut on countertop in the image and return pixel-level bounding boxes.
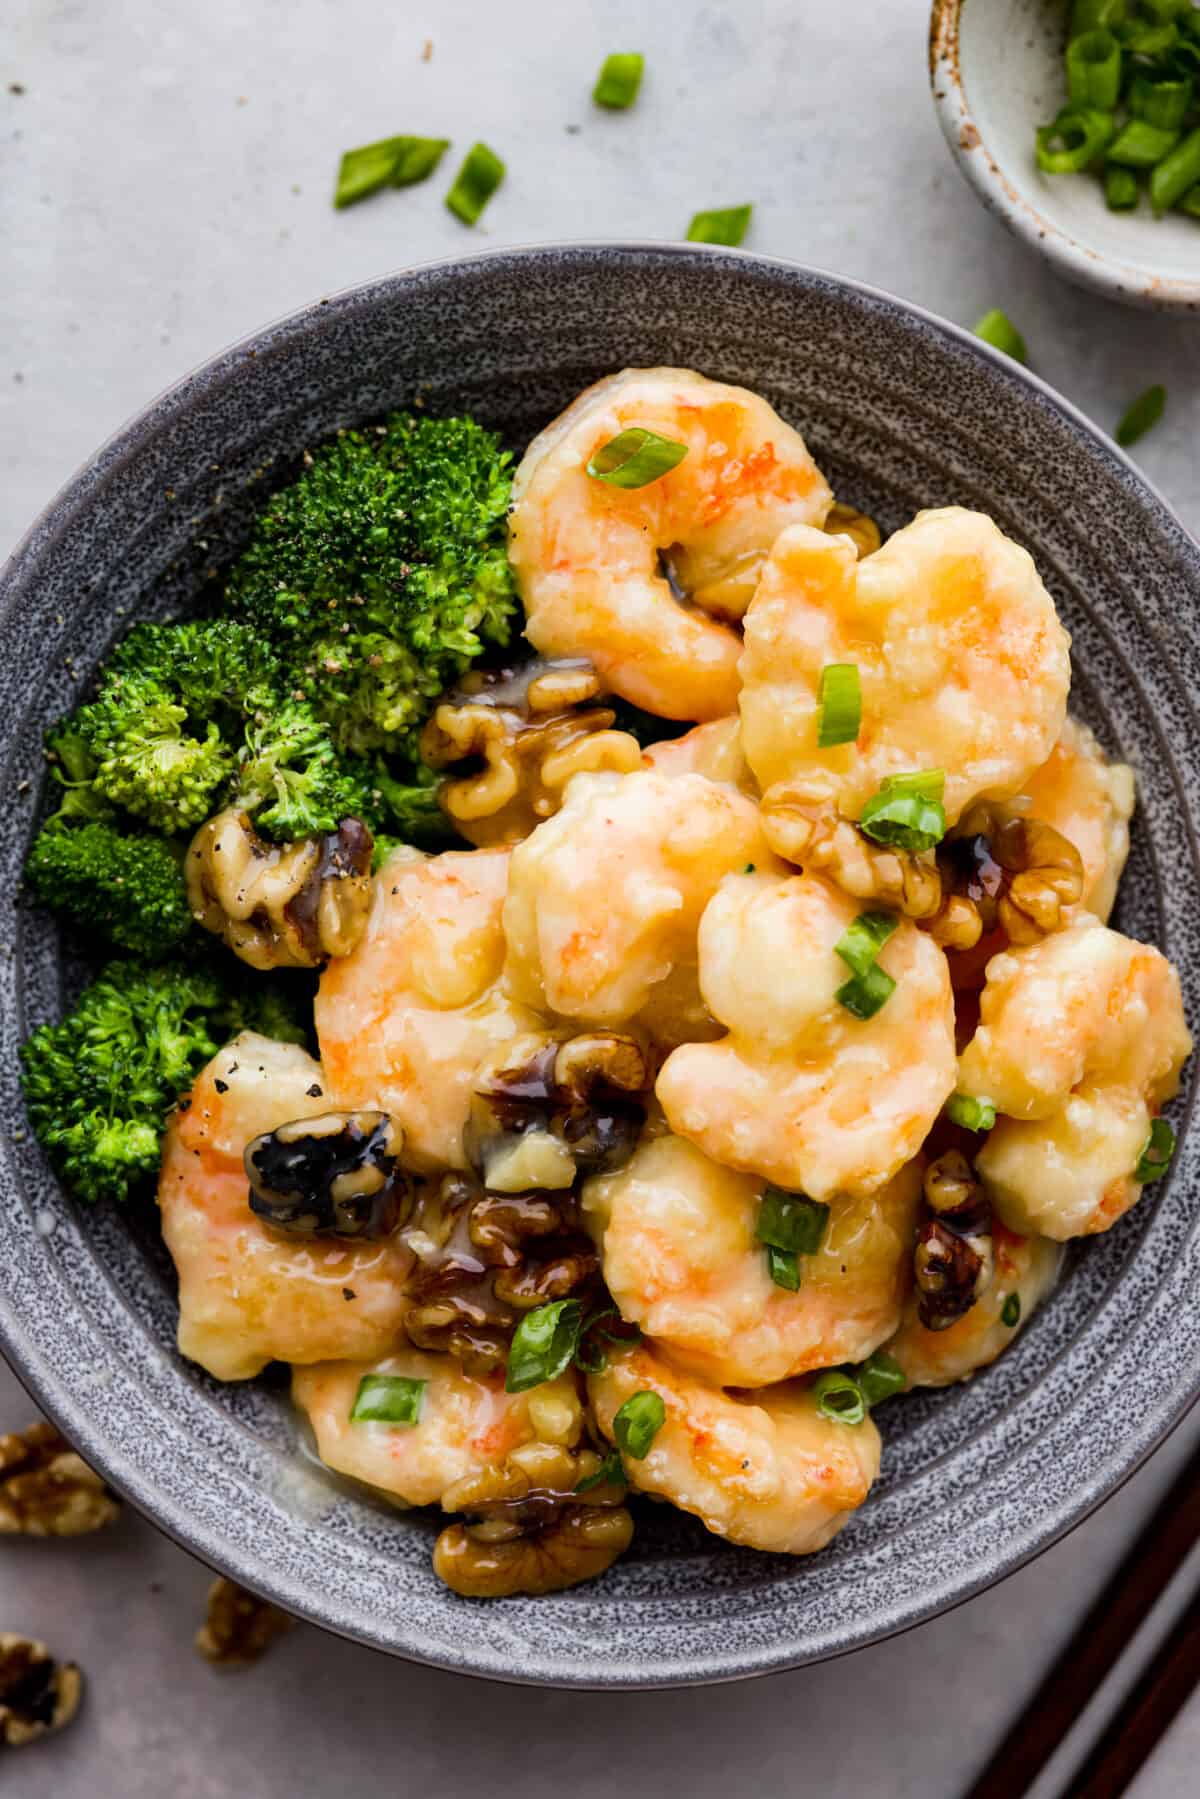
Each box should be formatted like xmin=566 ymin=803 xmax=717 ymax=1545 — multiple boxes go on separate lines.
xmin=0 ymin=1635 xmax=82 ymax=1748
xmin=0 ymin=1421 xmax=120 ymax=1537
xmin=194 ymin=1577 xmax=292 ymax=1669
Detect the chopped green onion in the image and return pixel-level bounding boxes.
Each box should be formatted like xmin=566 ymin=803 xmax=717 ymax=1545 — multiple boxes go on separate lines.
xmin=587 ymin=427 xmax=688 ymax=488
xmin=858 ymin=770 xmax=947 ymax=853
xmin=1134 ymin=1116 xmax=1176 ymax=1181
xmin=1037 ymin=107 xmax=1115 ymax=174
xmin=1116 ymin=384 xmax=1166 ymax=447
xmin=1150 ymin=126 xmax=1200 ymax=210
xmin=349 ymin=1373 xmax=427 ymax=1425
xmin=575 ymin=1448 xmax=626 ymax=1492
xmin=945 ymin=1093 xmax=997 ymax=1132
xmin=505 ymin=1298 xmax=583 ymax=1392
xmin=756 ymin=1189 xmax=830 ymax=1256
xmin=1141 ymin=0 xmax=1190 ymax=23
xmin=593 ymin=52 xmax=644 ymax=109
xmin=1071 ymin=0 xmax=1126 ymax=31
xmin=836 ymin=963 xmax=898 ymax=1020
xmin=1067 ymin=31 xmax=1123 ymax=109
xmin=812 ymin=1370 xmax=866 ymax=1426
xmin=1168 ymin=37 xmax=1200 ymax=74
xmin=1129 ymin=73 xmax=1194 ymax=129
xmin=334 ymin=135 xmax=450 ymax=208
xmin=573 ymin=1305 xmax=640 ymax=1375
xmin=816 ymin=663 xmax=862 ymax=747
xmin=1118 ymin=19 xmax=1180 ymax=55
xmin=1001 ymin=1293 xmax=1022 ymax=1328
xmin=835 ymin=910 xmax=899 ymax=979
xmin=858 ymin=1351 xmax=907 ymax=1407
xmin=742 ymin=863 xmax=757 ymax=874
xmin=1181 ymin=180 xmax=1200 ymax=213
xmin=766 ymin=1245 xmax=801 ymax=1291
xmin=444 ymin=141 xmax=505 ymax=226
xmin=1107 ymin=117 xmax=1180 ymax=165
xmin=612 ymin=1390 xmax=666 ymax=1459
xmin=1105 ymin=164 xmax=1141 ymax=208
xmin=972 ymin=309 xmax=1028 ymax=363
xmin=686 ymin=204 xmax=753 ymax=246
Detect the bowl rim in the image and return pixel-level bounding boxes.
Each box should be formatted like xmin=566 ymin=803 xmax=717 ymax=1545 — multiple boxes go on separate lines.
xmin=1 ymin=238 xmax=1198 ymax=1686
xmin=929 ymin=0 xmax=1200 ymax=313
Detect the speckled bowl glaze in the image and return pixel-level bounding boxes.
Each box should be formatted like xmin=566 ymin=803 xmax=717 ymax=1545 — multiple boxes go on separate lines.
xmin=931 ymin=0 xmax=1200 ymax=311
xmin=0 ymin=244 xmax=1198 ymax=1688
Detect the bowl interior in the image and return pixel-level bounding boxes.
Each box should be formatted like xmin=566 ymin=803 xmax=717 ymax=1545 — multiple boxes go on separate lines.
xmin=939 ymin=0 xmax=1200 ymax=304
xmin=1 ymin=245 xmax=1199 ymax=1686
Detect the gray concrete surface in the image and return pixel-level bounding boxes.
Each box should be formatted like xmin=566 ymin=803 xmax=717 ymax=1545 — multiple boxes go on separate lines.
xmin=1 ymin=1 xmax=1198 ymax=1793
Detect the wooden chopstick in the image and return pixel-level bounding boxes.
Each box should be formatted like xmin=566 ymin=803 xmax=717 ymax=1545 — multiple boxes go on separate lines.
xmin=963 ymin=1440 xmax=1200 ymax=1799
xmin=1063 ymin=1586 xmax=1200 ymax=1798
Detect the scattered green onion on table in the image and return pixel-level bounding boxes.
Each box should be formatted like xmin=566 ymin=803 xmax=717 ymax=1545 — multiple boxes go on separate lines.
xmin=445 ymin=141 xmax=505 ymax=226
xmin=1035 ymin=1 xmax=1200 ymax=216
xmin=972 ymin=309 xmax=1028 ymax=363
xmin=333 ymin=135 xmax=449 ymax=208
xmin=593 ymin=52 xmax=644 ymax=109
xmin=1116 ymin=383 xmax=1167 ymax=445
xmin=686 ymin=204 xmax=754 ymax=246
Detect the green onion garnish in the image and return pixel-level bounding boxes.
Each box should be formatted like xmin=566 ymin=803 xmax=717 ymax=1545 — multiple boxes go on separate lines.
xmin=1105 ymin=164 xmax=1141 ymax=209
xmin=505 ymin=1297 xmax=584 ymax=1392
xmin=575 ymin=1448 xmax=626 ymax=1492
xmin=835 ymin=910 xmax=899 ymax=980
xmin=587 ymin=427 xmax=688 ymax=488
xmin=349 ymin=1373 xmax=427 ymax=1425
xmin=593 ymin=52 xmax=644 ymax=110
xmin=1119 ymin=19 xmax=1180 ymax=56
xmin=1129 ymin=73 xmax=1194 ymax=130
xmin=334 ymin=135 xmax=450 ymax=209
xmin=1182 ymin=181 xmax=1200 ymax=213
xmin=816 ymin=663 xmax=862 ymax=747
xmin=1107 ymin=116 xmax=1180 ymax=166
xmin=445 ymin=141 xmax=505 ymax=226
xmin=857 ymin=1351 xmax=907 ymax=1407
xmin=573 ymin=1305 xmax=640 ymax=1375
xmin=766 ymin=1245 xmax=801 ymax=1291
xmin=836 ymin=963 xmax=897 ymax=1021
xmin=1036 ymin=106 xmax=1115 ymax=174
xmin=1150 ymin=125 xmax=1200 ymax=210
xmin=1001 ymin=1293 xmax=1022 ymax=1328
xmin=1134 ymin=1116 xmax=1176 ymax=1181
xmin=945 ymin=1093 xmax=997 ymax=1133
xmin=1071 ymin=0 xmax=1126 ymax=31
xmin=1116 ymin=384 xmax=1166 ymax=447
xmin=686 ymin=204 xmax=753 ymax=247
xmin=756 ymin=1189 xmax=830 ymax=1257
xmin=972 ymin=309 xmax=1028 ymax=364
xmin=812 ymin=1369 xmax=866 ymax=1426
xmin=1068 ymin=30 xmax=1123 ymax=109
xmin=858 ymin=769 xmax=947 ymax=854
xmin=612 ymin=1390 xmax=666 ymax=1460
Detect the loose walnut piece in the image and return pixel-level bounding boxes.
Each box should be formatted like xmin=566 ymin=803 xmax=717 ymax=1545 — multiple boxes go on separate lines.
xmin=0 ymin=1635 xmax=82 ymax=1748
xmin=0 ymin=1422 xmax=119 ymax=1537
xmin=186 ymin=808 xmax=373 ymax=970
xmin=245 ymin=1110 xmax=413 ymax=1240
xmin=825 ymin=501 xmax=882 ymax=559
xmin=194 ymin=1578 xmax=291 ymax=1668
xmin=931 ymin=804 xmax=1084 ymax=950
xmin=914 ymin=1151 xmax=995 ymax=1331
xmin=420 ymin=658 xmax=642 ymax=847
xmin=760 ymin=782 xmax=942 ymax=916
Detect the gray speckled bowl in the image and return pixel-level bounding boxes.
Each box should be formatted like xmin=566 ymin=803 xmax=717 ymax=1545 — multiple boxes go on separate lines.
xmin=0 ymin=244 xmax=1197 ymax=1688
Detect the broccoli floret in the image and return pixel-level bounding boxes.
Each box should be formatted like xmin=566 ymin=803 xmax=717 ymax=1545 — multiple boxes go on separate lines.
xmin=109 ymin=619 xmax=279 ymax=717
xmin=233 ymin=695 xmax=378 ymax=840
xmin=224 ymin=412 xmax=519 ymax=758
xmin=20 ymin=956 xmax=310 ymax=1205
xmin=25 ymin=820 xmax=192 ymax=957
xmin=72 ymin=669 xmax=234 ymax=834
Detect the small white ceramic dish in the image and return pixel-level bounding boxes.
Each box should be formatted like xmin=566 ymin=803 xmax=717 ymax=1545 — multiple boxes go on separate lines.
xmin=930 ymin=0 xmax=1200 ymax=311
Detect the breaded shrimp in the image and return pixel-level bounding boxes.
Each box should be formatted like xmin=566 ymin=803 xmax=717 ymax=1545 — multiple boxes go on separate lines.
xmin=642 ymin=717 xmax=751 ymax=789
xmin=886 ymin=1224 xmax=1062 ymax=1388
xmin=588 ymin=1343 xmax=881 ymax=1555
xmin=584 ymin=1133 xmax=922 ymax=1386
xmin=1017 ymin=717 xmax=1134 ymax=924
xmin=739 ymin=509 xmax=1071 ymax=857
xmin=510 ymin=367 xmax=832 ymax=721
xmin=316 ymin=847 xmax=543 ymax=1171
xmin=503 ymin=769 xmax=783 ymax=1027
xmin=158 ymin=1034 xmax=412 ymax=1381
xmin=958 ymin=916 xmax=1191 ymax=1237
xmin=657 ymin=871 xmax=956 ymax=1198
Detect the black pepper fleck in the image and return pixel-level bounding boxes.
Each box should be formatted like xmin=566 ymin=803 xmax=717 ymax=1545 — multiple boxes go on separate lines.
xmin=214 ymin=1079 xmax=229 ymax=1094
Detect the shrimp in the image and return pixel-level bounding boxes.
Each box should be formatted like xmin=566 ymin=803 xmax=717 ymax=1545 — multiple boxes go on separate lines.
xmin=316 ymin=847 xmax=543 ymax=1171
xmin=958 ymin=916 xmax=1191 ymax=1238
xmin=588 ymin=1343 xmax=881 ymax=1555
xmin=738 ymin=508 xmax=1071 ymax=858
xmin=642 ymin=717 xmax=751 ymax=789
xmin=1017 ymin=717 xmax=1134 ymax=924
xmin=584 ymin=1133 xmax=922 ymax=1387
xmin=293 ymin=1351 xmax=580 ymax=1507
xmin=509 ymin=367 xmax=833 ymax=721
xmin=886 ymin=1225 xmax=1063 ymax=1388
xmin=503 ymin=769 xmax=784 ymax=1027
xmin=158 ymin=1034 xmax=411 ymax=1381
xmin=657 ymin=871 xmax=956 ymax=1199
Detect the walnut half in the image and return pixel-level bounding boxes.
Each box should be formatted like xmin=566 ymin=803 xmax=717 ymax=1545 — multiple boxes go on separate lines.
xmin=760 ymin=782 xmax=942 ymax=917
xmin=0 ymin=1635 xmax=82 ymax=1748
xmin=0 ymin=1421 xmax=119 ymax=1537
xmin=914 ymin=1151 xmax=995 ymax=1331
xmin=930 ymin=803 xmax=1084 ymax=950
xmin=194 ymin=1578 xmax=291 ymax=1668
